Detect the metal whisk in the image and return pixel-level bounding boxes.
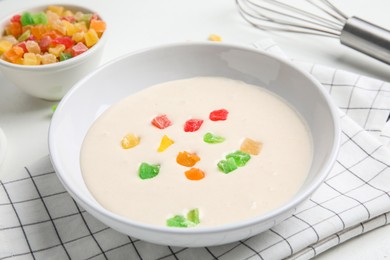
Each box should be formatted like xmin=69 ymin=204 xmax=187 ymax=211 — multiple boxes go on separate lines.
xmin=236 ymin=0 xmax=390 ymax=65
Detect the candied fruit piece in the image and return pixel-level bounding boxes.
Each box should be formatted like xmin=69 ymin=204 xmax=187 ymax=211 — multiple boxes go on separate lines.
xmin=4 ymin=46 xmax=24 ymax=63
xmin=48 ymin=5 xmax=64 ymax=16
xmin=187 ymin=208 xmax=200 ymax=224
xmin=40 ymin=53 xmax=57 ymax=64
xmin=62 ymin=20 xmax=77 ymax=36
xmin=26 ymin=40 xmax=41 ymax=54
xmin=185 ymin=168 xmax=205 ymax=181
xmin=226 ymin=150 xmax=251 ymax=167
xmin=184 ymin=119 xmax=203 ymax=132
xmin=49 ymin=44 xmax=65 ymax=57
xmin=71 ymin=42 xmax=88 ymax=56
xmin=21 ymin=12 xmax=34 ymax=26
xmin=38 ymin=36 xmax=52 ymax=52
xmin=176 ymin=151 xmax=200 ymax=167
xmin=209 ymin=108 xmax=228 ymax=121
xmin=90 ymin=19 xmax=106 ymax=33
xmin=208 ymin=34 xmax=222 ymax=42
xmin=5 ymin=22 xmax=22 ymax=38
xmin=166 ymin=208 xmax=200 ymax=228
xmin=59 ymin=52 xmax=72 ymax=61
xmin=151 ymin=114 xmax=172 ymax=129
xmin=138 ymin=163 xmax=160 ymax=180
xmin=32 ymin=12 xmax=48 ymax=25
xmin=51 ymin=19 xmax=67 ymax=35
xmin=167 ymin=215 xmax=194 ymax=228
xmin=52 ymin=36 xmax=74 ymax=49
xmin=30 ymin=25 xmax=46 ymax=40
xmin=74 ymin=21 xmax=88 ymax=33
xmin=84 ymin=29 xmax=99 ymax=47
xmin=10 ymin=14 xmax=21 ymax=24
xmin=17 ymin=29 xmax=30 ymax=42
xmin=217 ymin=157 xmax=238 ymax=174
xmin=121 ymin=133 xmax=140 ymax=149
xmin=203 ymin=132 xmax=225 ymax=144
xmin=0 ymin=40 xmax=13 ymax=54
xmin=23 ymin=53 xmax=40 ymax=65
xmin=240 ymin=138 xmax=263 ymax=155
xmin=72 ymin=31 xmax=85 ymax=42
xmin=157 ymin=135 xmax=174 ymax=152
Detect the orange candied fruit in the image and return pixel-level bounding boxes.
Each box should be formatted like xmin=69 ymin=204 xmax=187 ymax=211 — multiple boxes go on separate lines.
xmin=90 ymin=19 xmax=106 ymax=34
xmin=176 ymin=151 xmax=200 ymax=167
xmin=3 ymin=46 xmax=24 ymax=64
xmin=185 ymin=168 xmax=205 ymax=181
xmin=240 ymin=138 xmax=263 ymax=155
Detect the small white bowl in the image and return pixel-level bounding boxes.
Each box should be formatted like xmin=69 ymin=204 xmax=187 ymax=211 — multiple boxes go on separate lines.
xmin=49 ymin=42 xmax=340 ymax=247
xmin=0 ymin=4 xmax=107 ymax=101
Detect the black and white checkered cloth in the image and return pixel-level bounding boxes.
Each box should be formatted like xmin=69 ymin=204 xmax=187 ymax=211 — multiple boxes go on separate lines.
xmin=1 ymin=40 xmax=390 ymax=260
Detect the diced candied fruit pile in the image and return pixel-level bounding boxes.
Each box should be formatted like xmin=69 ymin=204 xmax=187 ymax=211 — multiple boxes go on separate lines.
xmin=119 ymin=107 xmax=264 ymax=227
xmin=0 ymin=5 xmax=106 ymax=65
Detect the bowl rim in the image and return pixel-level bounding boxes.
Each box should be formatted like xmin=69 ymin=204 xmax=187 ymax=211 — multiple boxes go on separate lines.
xmin=0 ymin=3 xmax=108 ymax=71
xmin=49 ymin=41 xmax=341 ymax=235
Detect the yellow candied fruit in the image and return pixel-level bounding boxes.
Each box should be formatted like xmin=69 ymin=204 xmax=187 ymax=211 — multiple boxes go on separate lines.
xmin=51 ymin=19 xmax=67 ymax=35
xmin=157 ymin=135 xmax=174 ymax=152
xmin=72 ymin=31 xmax=85 ymax=43
xmin=0 ymin=40 xmax=13 ymax=54
xmin=23 ymin=53 xmax=41 ymax=65
xmin=240 ymin=138 xmax=263 ymax=155
xmin=49 ymin=44 xmax=65 ymax=57
xmin=46 ymin=10 xmax=60 ymax=25
xmin=41 ymin=53 xmax=57 ymax=64
xmin=62 ymin=20 xmax=78 ymax=36
xmin=121 ymin=134 xmax=140 ymax=149
xmin=63 ymin=10 xmax=74 ymax=17
xmin=74 ymin=21 xmax=88 ymax=32
xmin=47 ymin=5 xmax=64 ymax=16
xmin=84 ymin=29 xmax=99 ymax=47
xmin=26 ymin=40 xmax=41 ymax=54
xmin=208 ymin=34 xmax=222 ymax=42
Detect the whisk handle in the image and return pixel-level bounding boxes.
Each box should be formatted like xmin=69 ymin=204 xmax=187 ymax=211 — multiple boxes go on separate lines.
xmin=340 ymin=16 xmax=390 ymax=65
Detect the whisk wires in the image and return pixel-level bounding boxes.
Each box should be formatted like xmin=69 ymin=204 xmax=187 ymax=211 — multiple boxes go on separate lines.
xmin=236 ymin=0 xmax=349 ymax=38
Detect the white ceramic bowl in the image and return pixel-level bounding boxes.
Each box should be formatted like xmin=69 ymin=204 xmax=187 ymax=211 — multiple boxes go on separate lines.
xmin=49 ymin=42 xmax=340 ymax=247
xmin=0 ymin=4 xmax=107 ymax=101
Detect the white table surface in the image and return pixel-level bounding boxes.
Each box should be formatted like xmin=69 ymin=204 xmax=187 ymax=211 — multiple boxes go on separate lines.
xmin=0 ymin=0 xmax=389 ymax=259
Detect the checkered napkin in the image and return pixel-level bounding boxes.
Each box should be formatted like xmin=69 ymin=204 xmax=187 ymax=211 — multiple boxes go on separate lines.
xmin=1 ymin=40 xmax=390 ymax=260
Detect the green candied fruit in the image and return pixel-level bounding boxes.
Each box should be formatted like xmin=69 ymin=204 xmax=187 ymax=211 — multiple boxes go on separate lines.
xmin=21 ymin=12 xmax=34 ymax=26
xmin=226 ymin=150 xmax=251 ymax=167
xmin=17 ymin=30 xmax=30 ymax=42
xmin=167 ymin=208 xmax=200 ymax=228
xmin=203 ymin=132 xmax=225 ymax=144
xmin=166 ymin=215 xmax=196 ymax=228
xmin=60 ymin=52 xmax=72 ymax=61
xmin=80 ymin=13 xmax=93 ymax=25
xmin=217 ymin=157 xmax=238 ymax=174
xmin=138 ymin=163 xmax=160 ymax=180
xmin=32 ymin=12 xmax=48 ymax=25
xmin=187 ymin=208 xmax=200 ymax=224
xmin=51 ymin=104 xmax=58 ymax=112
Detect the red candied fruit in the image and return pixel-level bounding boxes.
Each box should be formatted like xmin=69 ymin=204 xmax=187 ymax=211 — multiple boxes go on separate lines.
xmin=52 ymin=36 xmax=74 ymax=49
xmin=151 ymin=114 xmax=172 ymax=129
xmin=39 ymin=36 xmax=52 ymax=52
xmin=184 ymin=119 xmax=203 ymax=132
xmin=71 ymin=42 xmax=88 ymax=56
xmin=209 ymin=109 xmax=229 ymax=121
xmin=10 ymin=15 xmax=21 ymax=24
xmin=16 ymin=42 xmax=28 ymax=53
